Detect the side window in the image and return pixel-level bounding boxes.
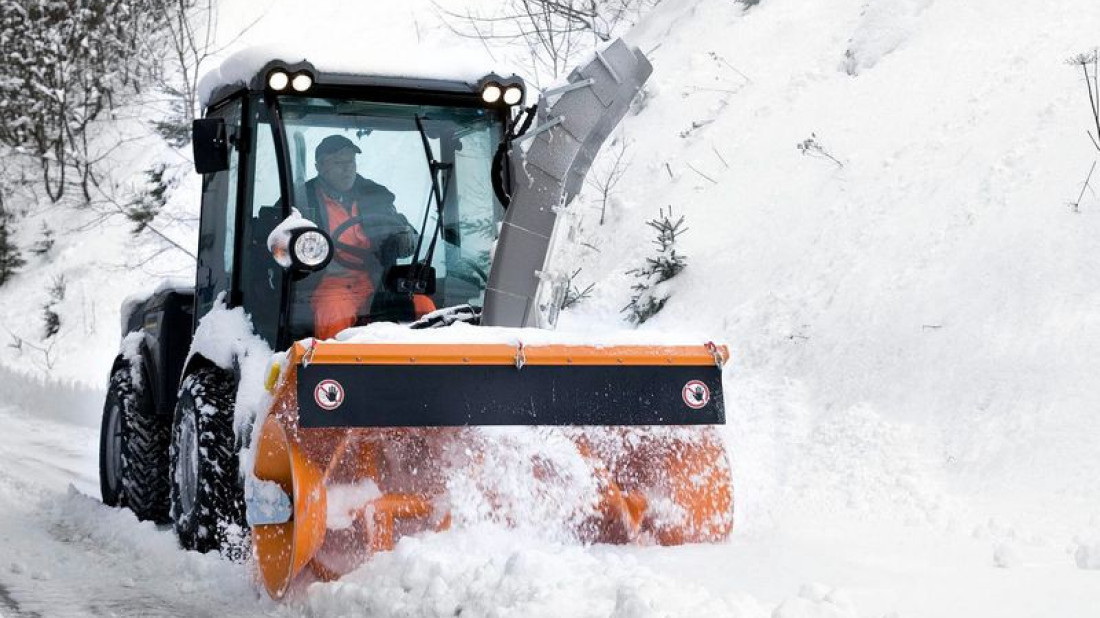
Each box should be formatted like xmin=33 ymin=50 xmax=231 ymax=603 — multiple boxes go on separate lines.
xmin=195 ymin=100 xmax=242 ymax=319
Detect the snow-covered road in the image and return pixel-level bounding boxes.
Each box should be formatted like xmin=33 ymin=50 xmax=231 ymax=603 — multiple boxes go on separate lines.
xmin=0 ymin=374 xmax=1097 ymax=617
xmin=0 ymin=398 xmax=276 ymax=617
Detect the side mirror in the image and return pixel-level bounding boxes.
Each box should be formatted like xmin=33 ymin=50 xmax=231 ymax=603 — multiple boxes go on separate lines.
xmin=192 ymin=118 xmax=229 ymax=174
xmin=385 ymin=264 xmax=437 ymax=295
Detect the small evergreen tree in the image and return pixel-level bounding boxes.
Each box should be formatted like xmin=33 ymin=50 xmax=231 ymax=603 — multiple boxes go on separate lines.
xmin=30 ymin=222 xmax=55 ymax=256
xmin=622 ymin=207 xmax=688 ymax=325
xmin=126 ymin=164 xmax=176 ymax=234
xmin=41 ymin=274 xmax=66 ymax=339
xmin=561 ymin=268 xmax=596 ymax=311
xmin=0 ymin=207 xmax=25 ymax=287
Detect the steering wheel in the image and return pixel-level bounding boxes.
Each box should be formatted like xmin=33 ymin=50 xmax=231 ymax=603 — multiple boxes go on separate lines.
xmin=328 ymin=213 xmax=414 ymax=270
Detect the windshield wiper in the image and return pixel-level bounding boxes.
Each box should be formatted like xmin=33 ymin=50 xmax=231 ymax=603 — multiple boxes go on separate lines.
xmin=387 ymin=115 xmax=452 ymax=297
xmin=412 ymin=115 xmax=452 ymax=268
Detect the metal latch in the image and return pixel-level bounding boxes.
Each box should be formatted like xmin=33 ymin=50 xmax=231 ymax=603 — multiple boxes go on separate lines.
xmin=514 ymin=341 xmax=527 ymax=370
xmin=704 ymin=341 xmax=727 ymax=368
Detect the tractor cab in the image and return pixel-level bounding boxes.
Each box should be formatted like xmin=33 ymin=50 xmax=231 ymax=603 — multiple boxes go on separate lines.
xmin=192 ymin=61 xmax=525 ymax=349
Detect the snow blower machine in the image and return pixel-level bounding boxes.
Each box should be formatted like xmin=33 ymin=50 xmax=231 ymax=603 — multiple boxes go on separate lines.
xmin=99 ymin=40 xmax=732 ymax=599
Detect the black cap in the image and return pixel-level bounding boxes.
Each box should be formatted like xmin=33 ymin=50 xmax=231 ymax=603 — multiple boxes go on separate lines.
xmin=315 ymin=135 xmax=361 ymax=161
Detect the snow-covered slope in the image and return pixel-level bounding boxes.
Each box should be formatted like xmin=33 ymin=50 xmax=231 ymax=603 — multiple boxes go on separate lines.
xmin=560 ymin=0 xmax=1100 ymax=524
xmin=1 ymin=0 xmax=1099 ymax=615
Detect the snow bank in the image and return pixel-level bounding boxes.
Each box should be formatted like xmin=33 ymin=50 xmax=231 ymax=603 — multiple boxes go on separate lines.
xmin=302 ymin=526 xmax=755 ymax=618
xmin=841 ymin=0 xmax=934 ymax=76
xmin=0 ymin=362 xmax=103 ymax=428
xmin=1073 ymin=523 xmax=1100 ymax=570
xmin=1074 ymin=543 xmax=1100 ymax=570
xmin=771 ymin=584 xmax=859 ymax=618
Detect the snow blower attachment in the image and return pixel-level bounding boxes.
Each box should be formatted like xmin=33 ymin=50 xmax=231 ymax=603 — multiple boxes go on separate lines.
xmin=251 ymin=340 xmax=733 ymax=598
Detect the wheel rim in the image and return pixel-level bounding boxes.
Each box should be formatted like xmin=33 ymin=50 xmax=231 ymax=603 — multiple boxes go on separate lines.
xmin=176 ymin=411 xmax=199 ymax=518
xmin=104 ymin=399 xmax=123 ymax=494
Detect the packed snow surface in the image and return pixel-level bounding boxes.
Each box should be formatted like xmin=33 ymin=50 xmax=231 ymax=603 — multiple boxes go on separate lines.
xmin=1 ymin=0 xmax=1100 ymax=616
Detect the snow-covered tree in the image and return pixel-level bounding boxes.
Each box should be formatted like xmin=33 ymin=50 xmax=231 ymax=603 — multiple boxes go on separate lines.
xmin=0 ymin=0 xmax=168 ymax=203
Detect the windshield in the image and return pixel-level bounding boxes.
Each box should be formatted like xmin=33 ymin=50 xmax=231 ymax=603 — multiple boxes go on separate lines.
xmin=270 ymin=96 xmax=504 ymax=340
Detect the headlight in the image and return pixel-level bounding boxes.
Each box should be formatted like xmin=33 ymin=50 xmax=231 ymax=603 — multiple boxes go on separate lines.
xmin=292 ymin=229 xmax=331 ymax=268
xmin=291 ymin=73 xmax=313 ymax=92
xmin=503 ymin=85 xmax=523 ymax=105
xmin=267 ymin=70 xmax=290 ymax=91
xmin=481 ymin=84 xmax=502 ymax=104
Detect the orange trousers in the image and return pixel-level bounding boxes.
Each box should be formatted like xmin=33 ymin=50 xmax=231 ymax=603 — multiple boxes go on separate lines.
xmin=311 ymin=273 xmax=374 ymax=340
xmin=311 ymin=273 xmax=437 ymax=339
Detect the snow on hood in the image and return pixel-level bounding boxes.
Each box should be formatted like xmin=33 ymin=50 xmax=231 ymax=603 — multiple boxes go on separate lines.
xmin=332 ymin=320 xmax=725 ymax=349
xmin=198 ymin=42 xmax=518 ymax=107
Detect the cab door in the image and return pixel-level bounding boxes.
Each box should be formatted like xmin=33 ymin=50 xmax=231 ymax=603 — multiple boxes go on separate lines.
xmin=194 ymin=99 xmax=243 ymax=320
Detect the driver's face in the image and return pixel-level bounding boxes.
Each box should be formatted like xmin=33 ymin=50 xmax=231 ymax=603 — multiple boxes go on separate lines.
xmin=316 ymin=148 xmax=358 ymax=192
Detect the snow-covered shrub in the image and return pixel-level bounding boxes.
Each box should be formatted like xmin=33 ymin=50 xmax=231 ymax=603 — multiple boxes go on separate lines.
xmin=126 ymin=164 xmax=178 ymax=234
xmin=30 ymin=223 xmax=54 ymax=256
xmin=0 ymin=207 xmax=24 ymax=286
xmin=41 ymin=274 xmax=66 ymax=339
xmin=561 ymin=268 xmax=596 ymax=311
xmin=150 ymin=98 xmax=194 ymax=149
xmin=622 ymin=207 xmax=688 ymax=325
xmin=798 ymin=133 xmax=845 ymax=168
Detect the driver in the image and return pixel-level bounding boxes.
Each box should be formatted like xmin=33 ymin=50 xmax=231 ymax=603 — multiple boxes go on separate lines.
xmin=302 ymin=135 xmax=420 ymax=339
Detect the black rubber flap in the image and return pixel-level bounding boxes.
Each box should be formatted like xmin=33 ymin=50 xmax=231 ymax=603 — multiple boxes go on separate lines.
xmin=298 ymin=362 xmax=725 ymax=428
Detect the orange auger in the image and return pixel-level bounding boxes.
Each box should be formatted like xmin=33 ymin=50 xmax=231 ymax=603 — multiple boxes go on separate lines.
xmin=251 ymin=340 xmax=734 ymax=599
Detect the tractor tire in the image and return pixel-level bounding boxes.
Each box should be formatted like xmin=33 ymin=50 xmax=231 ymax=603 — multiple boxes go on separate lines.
xmin=99 ymin=368 xmax=132 ymax=508
xmin=99 ymin=365 xmax=172 ymax=523
xmin=170 ymin=366 xmax=246 ymax=556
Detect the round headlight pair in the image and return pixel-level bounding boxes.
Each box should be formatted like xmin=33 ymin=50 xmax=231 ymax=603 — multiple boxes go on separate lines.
xmin=268 ymin=70 xmax=314 ymax=93
xmin=479 ymin=78 xmax=524 ymax=106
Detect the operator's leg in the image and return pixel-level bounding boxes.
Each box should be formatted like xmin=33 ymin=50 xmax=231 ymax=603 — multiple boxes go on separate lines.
xmin=312 ymin=274 xmax=374 ymax=340
xmin=412 ymin=294 xmax=436 ymax=318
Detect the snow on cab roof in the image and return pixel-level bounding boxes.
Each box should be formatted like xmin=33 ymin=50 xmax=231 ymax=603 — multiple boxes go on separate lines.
xmin=198 ymin=42 xmax=519 ymax=108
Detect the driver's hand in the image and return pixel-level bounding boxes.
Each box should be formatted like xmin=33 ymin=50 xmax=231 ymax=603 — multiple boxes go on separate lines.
xmin=361 ymin=213 xmax=418 ymax=259
xmin=389 ymin=227 xmax=418 ymax=258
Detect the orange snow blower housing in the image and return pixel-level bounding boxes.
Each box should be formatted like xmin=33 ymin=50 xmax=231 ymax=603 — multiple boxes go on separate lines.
xmin=252 ymin=340 xmax=733 ymax=598
xmin=98 ymin=39 xmax=733 ymax=602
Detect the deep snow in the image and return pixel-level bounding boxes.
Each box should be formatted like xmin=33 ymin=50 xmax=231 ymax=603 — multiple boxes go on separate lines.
xmin=1 ymin=0 xmax=1099 ymax=616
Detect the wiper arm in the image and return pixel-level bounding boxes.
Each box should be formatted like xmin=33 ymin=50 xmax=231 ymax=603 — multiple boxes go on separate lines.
xmin=411 ymin=115 xmax=453 ymax=269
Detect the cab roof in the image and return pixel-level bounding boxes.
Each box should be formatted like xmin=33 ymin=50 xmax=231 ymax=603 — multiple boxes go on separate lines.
xmin=198 ymin=44 xmax=520 ymax=110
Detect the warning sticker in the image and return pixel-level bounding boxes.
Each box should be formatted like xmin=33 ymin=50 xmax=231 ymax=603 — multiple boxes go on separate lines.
xmin=314 ymin=379 xmax=345 ymax=411
xmin=682 ymin=380 xmax=711 ymax=409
